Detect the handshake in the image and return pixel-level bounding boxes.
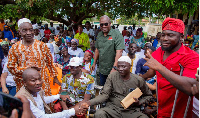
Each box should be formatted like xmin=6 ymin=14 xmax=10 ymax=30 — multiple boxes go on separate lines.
xmin=71 ymin=101 xmax=91 ymax=115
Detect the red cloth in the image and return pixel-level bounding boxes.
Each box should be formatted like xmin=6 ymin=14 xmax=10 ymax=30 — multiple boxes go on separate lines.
xmin=152 ymin=44 xmax=199 ymax=118
xmin=122 ymin=30 xmax=127 ymax=37
xmin=44 ymin=29 xmax=51 ymax=40
xmin=85 ymin=49 xmax=93 ymax=57
xmin=162 ymin=17 xmax=185 ymax=34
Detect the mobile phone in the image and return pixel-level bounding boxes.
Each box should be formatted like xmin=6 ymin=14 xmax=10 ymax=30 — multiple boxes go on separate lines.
xmin=0 ymin=92 xmax=23 ymax=118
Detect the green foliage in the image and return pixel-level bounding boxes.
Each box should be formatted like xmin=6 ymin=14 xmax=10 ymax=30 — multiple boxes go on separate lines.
xmin=0 ymin=4 xmax=19 ymax=19
xmin=117 ymin=16 xmax=137 ymax=25
xmin=0 ymin=0 xmax=198 ymax=26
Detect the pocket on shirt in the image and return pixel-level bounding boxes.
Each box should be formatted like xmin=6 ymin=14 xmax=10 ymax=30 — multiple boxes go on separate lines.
xmin=166 ymin=63 xmax=181 ymax=74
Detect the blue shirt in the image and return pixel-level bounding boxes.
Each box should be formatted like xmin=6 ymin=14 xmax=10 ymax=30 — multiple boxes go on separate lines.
xmin=3 ymin=30 xmax=13 ymax=41
xmin=152 ymin=38 xmax=158 ymax=48
xmin=135 ymin=58 xmax=149 ymax=75
xmin=191 ymin=35 xmax=199 ymax=49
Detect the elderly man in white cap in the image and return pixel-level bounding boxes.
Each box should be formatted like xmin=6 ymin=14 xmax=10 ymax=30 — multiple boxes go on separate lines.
xmin=81 ymin=56 xmax=152 ymax=118
xmin=7 ymin=18 xmax=60 ymax=96
xmin=59 ymin=57 xmax=94 ymax=112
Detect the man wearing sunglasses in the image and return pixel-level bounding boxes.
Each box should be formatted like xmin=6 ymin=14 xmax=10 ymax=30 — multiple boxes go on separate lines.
xmin=91 ymin=15 xmax=125 ymax=86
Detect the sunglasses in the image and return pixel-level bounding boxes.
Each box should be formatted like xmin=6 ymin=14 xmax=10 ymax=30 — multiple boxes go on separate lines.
xmin=100 ymin=23 xmax=109 ymax=27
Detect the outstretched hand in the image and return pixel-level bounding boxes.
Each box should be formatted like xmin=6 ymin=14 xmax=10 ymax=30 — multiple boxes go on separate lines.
xmin=80 ymin=101 xmax=90 ymax=113
xmin=70 ymin=104 xmax=84 ymax=115
xmin=144 ymin=50 xmax=161 ymax=71
xmin=60 ymin=95 xmax=71 ymax=102
xmin=53 ymin=76 xmax=61 ymax=86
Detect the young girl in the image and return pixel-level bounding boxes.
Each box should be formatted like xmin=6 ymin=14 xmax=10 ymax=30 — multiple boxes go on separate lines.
xmin=82 ymin=49 xmax=97 ymax=78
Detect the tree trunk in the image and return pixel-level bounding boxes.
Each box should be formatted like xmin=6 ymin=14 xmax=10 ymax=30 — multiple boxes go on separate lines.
xmin=187 ymin=14 xmax=194 ymax=35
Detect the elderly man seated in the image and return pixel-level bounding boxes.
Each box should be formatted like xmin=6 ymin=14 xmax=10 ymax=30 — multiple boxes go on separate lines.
xmin=82 ymin=56 xmax=152 ymax=118
xmin=15 ymin=67 xmax=82 ymax=118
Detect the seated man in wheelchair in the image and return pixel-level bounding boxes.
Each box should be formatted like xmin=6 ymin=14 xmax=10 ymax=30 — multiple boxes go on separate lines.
xmin=81 ymin=56 xmax=153 ymax=118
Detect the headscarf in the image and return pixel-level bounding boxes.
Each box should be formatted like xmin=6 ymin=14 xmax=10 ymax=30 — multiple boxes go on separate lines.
xmin=32 ymin=24 xmax=38 ymax=29
xmin=162 ymin=17 xmax=185 ymax=34
xmin=83 ymin=49 xmax=94 ymax=67
xmin=59 ymin=44 xmax=68 ymax=51
xmin=1 ymin=41 xmax=9 ymax=46
xmin=18 ymin=18 xmax=31 ymax=27
xmin=66 ymin=36 xmax=71 ymax=42
xmin=85 ymin=49 xmax=94 ymax=58
xmin=71 ymin=38 xmax=79 ymax=45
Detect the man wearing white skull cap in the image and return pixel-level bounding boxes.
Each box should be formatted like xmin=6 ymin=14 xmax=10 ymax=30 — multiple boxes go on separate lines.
xmin=81 ymin=55 xmax=152 ymax=118
xmin=7 ymin=18 xmax=61 ymax=96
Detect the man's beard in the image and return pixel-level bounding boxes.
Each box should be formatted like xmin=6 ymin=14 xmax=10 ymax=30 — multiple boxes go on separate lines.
xmin=161 ymin=39 xmax=180 ymax=51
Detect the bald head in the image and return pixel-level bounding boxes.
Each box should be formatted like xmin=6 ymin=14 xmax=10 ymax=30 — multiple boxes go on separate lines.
xmin=100 ymin=15 xmax=111 ymax=23
xmin=22 ymin=67 xmax=40 ymax=82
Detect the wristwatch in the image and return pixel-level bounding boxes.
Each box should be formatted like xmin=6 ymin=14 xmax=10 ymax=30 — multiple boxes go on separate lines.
xmin=113 ymin=66 xmax=118 ymax=70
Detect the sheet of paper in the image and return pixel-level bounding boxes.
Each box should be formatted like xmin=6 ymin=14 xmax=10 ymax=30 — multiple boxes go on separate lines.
xmin=121 ymin=87 xmax=143 ymax=109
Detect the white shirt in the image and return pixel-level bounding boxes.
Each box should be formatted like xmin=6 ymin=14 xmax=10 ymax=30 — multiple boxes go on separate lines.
xmin=45 ymin=43 xmax=54 ymax=62
xmin=124 ymin=36 xmax=133 ymax=53
xmin=68 ymin=47 xmax=84 ymax=58
xmin=49 ymin=27 xmax=55 ymax=34
xmin=122 ymin=50 xmax=127 ymax=56
xmin=135 ymin=49 xmax=145 ymax=59
xmin=39 ymin=29 xmax=44 ymax=37
xmin=132 ymin=29 xmax=136 ymax=36
xmin=129 ymin=53 xmax=141 ymax=74
xmin=1 ymin=56 xmax=8 ymax=69
xmin=55 ymin=29 xmax=60 ymax=35
xmin=84 ymin=62 xmax=97 ymax=76
xmin=34 ymin=33 xmax=42 ymax=41
xmin=29 ymin=93 xmax=75 ymax=118
xmin=83 ymin=28 xmax=94 ymax=42
xmin=2 ymin=62 xmax=16 ymax=86
xmin=52 ymin=41 xmax=60 ymax=54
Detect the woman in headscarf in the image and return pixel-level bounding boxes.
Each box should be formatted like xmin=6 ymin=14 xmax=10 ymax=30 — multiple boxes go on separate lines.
xmin=55 ymin=44 xmax=75 ymax=77
xmin=131 ymin=28 xmax=145 ymax=48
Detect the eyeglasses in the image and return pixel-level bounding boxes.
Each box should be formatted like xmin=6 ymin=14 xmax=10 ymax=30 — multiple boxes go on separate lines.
xmin=100 ymin=23 xmax=109 ymax=27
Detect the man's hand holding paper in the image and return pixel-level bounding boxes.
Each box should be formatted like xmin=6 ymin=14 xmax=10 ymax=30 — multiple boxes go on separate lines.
xmin=121 ymin=87 xmax=143 ymax=109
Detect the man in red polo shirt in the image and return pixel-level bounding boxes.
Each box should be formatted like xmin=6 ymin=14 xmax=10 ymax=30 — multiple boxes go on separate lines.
xmin=44 ymin=24 xmax=51 ymax=40
xmin=141 ymin=17 xmax=199 ymax=118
